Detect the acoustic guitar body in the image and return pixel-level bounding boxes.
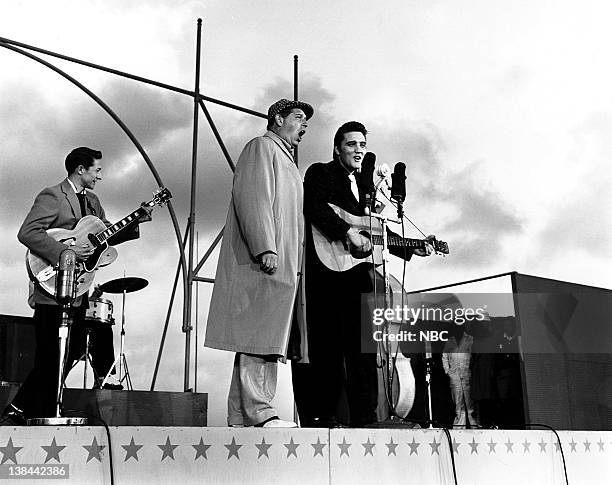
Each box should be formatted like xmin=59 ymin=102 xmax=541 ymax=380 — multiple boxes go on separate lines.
xmin=311 ymin=206 xmax=383 ymax=271
xmin=26 ymin=215 xmax=118 ymax=298
xmin=311 ymin=203 xmax=448 ymax=272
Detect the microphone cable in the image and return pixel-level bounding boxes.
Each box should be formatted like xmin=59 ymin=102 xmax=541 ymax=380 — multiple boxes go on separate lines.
xmin=64 ymin=409 xmax=115 ymax=485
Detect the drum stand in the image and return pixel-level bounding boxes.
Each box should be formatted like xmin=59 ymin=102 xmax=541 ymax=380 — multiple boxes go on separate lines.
xmin=79 ymin=328 xmax=98 ymax=389
xmin=102 ymin=287 xmax=132 ymax=390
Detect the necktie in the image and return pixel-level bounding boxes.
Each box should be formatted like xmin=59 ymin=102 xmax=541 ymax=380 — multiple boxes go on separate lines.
xmin=77 ymin=192 xmax=87 ymax=218
xmin=348 ymin=173 xmax=360 ymax=202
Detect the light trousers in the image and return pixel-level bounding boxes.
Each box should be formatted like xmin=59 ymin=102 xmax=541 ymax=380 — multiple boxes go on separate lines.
xmin=227 ymin=353 xmax=278 ymax=426
xmin=448 ymin=371 xmax=479 ymax=427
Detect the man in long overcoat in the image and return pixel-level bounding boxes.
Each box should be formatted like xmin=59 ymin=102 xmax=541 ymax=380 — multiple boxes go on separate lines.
xmin=205 ymin=99 xmax=313 ymax=428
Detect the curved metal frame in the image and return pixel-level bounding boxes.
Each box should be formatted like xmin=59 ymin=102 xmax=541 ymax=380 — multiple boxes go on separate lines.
xmin=0 ymin=19 xmax=299 ymax=392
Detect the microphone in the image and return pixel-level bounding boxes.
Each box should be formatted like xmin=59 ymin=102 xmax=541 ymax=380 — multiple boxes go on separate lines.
xmin=55 ymin=249 xmax=77 ymax=305
xmin=390 ymin=162 xmax=406 ymax=202
xmin=360 ymin=152 xmax=376 ymax=195
xmin=376 ymin=163 xmax=391 ymax=179
xmin=359 ymin=152 xmax=376 ymax=212
xmin=374 ymin=163 xmax=392 ymax=196
xmin=391 ymin=162 xmax=406 ymax=218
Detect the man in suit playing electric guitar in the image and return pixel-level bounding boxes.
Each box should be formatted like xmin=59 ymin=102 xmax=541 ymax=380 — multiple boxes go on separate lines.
xmin=4 ymin=147 xmax=151 ymax=421
xmin=293 ymin=121 xmax=434 ymax=427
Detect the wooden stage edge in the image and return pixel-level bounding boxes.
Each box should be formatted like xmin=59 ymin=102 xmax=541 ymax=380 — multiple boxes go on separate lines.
xmin=0 ymin=427 xmax=610 ymax=484
xmin=0 ymin=386 xmax=208 ymax=427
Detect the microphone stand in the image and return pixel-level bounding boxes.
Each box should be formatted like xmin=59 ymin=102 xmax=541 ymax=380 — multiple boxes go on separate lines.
xmin=56 ymin=299 xmax=72 ymax=417
xmin=424 ymin=341 xmax=435 ymax=429
xmin=392 ymin=195 xmax=435 ymax=429
xmin=380 ymin=214 xmax=399 ymax=422
xmin=367 ymin=207 xmax=411 ymax=427
xmin=368 ymin=180 xmax=429 ymax=429
xmin=29 ymin=250 xmax=87 ymax=426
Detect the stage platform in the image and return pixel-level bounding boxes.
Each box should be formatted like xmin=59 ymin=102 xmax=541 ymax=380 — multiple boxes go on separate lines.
xmin=0 ymin=427 xmax=610 ymax=484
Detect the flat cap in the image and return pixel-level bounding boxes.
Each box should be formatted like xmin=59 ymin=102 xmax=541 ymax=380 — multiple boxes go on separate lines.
xmin=267 ymin=99 xmax=314 ymax=121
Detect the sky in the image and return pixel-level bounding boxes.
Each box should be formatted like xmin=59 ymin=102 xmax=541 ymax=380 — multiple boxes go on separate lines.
xmin=1 ymin=0 xmax=611 ymax=425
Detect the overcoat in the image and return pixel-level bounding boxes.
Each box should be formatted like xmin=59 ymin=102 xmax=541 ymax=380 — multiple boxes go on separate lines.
xmin=205 ymin=131 xmax=304 ymax=357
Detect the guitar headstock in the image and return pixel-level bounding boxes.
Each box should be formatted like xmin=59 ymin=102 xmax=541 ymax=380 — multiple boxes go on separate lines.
xmin=433 ymin=239 xmax=449 ymax=255
xmin=150 ymin=187 xmax=172 ymax=207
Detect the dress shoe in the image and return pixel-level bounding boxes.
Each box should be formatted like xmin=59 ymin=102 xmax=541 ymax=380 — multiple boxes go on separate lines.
xmin=312 ymin=417 xmax=348 ymax=428
xmin=102 ymin=383 xmax=123 ymax=390
xmin=262 ymin=418 xmax=298 ymax=428
xmin=93 ymin=382 xmax=123 ymax=390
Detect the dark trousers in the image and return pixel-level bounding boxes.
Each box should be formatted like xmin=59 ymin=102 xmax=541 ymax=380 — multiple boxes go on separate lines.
xmin=295 ymin=269 xmax=378 ymax=427
xmin=11 ymin=304 xmax=115 ymax=418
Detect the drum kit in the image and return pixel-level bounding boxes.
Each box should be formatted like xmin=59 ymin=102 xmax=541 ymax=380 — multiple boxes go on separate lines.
xmin=83 ymin=276 xmax=148 ymax=391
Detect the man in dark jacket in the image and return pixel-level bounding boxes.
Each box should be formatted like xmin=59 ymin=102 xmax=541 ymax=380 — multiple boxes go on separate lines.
xmin=293 ymin=121 xmax=432 ymax=427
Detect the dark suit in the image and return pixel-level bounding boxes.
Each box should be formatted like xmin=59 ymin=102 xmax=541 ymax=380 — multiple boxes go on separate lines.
xmin=293 ymin=159 xmax=413 ymax=427
xmin=12 ymin=178 xmax=140 ymax=417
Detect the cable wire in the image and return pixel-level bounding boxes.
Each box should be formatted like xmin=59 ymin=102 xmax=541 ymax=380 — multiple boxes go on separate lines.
xmin=65 ymin=410 xmax=115 ymax=485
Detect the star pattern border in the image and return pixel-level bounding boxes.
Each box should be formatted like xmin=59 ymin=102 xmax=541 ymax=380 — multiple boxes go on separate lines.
xmin=0 ymin=430 xmax=608 ymax=467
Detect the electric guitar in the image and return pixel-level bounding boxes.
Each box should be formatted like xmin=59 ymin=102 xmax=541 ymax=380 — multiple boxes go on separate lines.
xmin=26 ymin=187 xmax=172 ymax=298
xmin=312 ymin=203 xmax=449 ymax=272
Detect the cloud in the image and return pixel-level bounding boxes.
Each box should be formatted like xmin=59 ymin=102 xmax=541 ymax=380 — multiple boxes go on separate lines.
xmin=537 ymin=112 xmax=612 ymax=259
xmin=349 ymin=116 xmax=523 ymax=268
xmin=0 ymin=72 xmax=344 ymax=401
xmin=496 ymin=65 xmax=531 ymax=94
xmin=241 ymin=80 xmax=526 ymax=269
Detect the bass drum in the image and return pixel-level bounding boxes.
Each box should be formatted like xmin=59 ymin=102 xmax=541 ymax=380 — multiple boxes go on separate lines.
xmin=85 ymin=298 xmax=115 ymax=326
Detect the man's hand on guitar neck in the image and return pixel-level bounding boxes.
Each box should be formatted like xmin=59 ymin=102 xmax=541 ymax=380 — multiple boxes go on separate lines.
xmin=138 ymin=202 xmax=154 ymax=223
xmin=346 ymin=228 xmax=372 ymax=255
xmin=413 ymin=235 xmax=435 ymax=257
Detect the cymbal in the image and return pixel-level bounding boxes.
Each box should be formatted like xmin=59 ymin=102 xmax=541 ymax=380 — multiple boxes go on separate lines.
xmin=99 ymin=277 xmax=148 ymax=294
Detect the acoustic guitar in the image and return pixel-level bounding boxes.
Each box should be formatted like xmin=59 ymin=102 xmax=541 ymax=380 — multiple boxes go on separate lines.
xmin=312 ymin=203 xmax=449 ymax=272
xmin=26 ymin=187 xmax=171 ymax=298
